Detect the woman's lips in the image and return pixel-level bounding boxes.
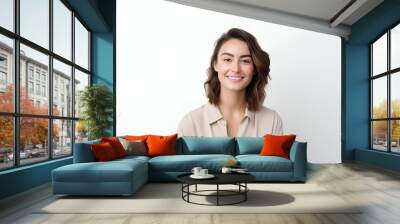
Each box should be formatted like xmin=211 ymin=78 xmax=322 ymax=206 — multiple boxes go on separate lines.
xmin=226 ymin=75 xmax=244 ymax=82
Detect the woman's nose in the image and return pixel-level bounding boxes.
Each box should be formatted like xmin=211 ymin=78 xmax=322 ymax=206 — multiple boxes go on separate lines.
xmin=230 ymin=61 xmax=240 ymax=72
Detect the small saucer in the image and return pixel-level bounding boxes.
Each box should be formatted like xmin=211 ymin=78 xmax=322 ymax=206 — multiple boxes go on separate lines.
xmin=190 ymin=174 xmax=215 ymax=179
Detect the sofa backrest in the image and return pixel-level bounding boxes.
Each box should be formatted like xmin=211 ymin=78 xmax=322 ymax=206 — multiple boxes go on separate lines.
xmin=235 ymin=137 xmax=264 ymax=155
xmin=176 ymin=137 xmax=236 ymax=155
xmin=73 ymin=139 xmax=100 ymax=163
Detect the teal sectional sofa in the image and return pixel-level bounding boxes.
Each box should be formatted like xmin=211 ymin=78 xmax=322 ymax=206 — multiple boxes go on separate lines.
xmin=52 ymin=137 xmax=307 ymax=196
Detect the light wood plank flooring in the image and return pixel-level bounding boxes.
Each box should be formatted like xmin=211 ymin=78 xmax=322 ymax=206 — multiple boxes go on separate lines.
xmin=1 ymin=162 xmax=400 ymax=224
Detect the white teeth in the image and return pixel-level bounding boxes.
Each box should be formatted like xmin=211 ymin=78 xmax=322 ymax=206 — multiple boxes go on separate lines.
xmin=227 ymin=76 xmax=243 ymax=80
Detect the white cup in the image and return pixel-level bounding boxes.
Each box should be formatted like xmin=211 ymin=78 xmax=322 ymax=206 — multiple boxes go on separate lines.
xmin=191 ymin=167 xmax=202 ymax=176
xmin=200 ymin=169 xmax=208 ymax=176
xmin=221 ymin=167 xmax=232 ymax=174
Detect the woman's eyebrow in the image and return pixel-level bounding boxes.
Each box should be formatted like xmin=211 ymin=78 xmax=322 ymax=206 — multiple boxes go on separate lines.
xmin=221 ymin=52 xmax=252 ymax=58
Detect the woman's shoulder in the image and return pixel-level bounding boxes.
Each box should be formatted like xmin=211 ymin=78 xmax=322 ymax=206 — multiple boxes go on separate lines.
xmin=255 ymin=105 xmax=282 ymax=119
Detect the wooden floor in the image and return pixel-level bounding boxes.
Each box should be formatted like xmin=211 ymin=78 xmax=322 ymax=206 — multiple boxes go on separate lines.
xmin=1 ymin=162 xmax=400 ymax=224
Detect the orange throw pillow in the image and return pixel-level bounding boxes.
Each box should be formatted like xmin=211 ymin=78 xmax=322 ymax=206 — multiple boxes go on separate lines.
xmin=260 ymin=134 xmax=296 ymax=159
xmin=124 ymin=135 xmax=149 ymax=141
xmin=146 ymin=134 xmax=178 ymax=157
xmin=91 ymin=142 xmax=117 ymax=161
xmin=101 ymin=137 xmax=127 ymax=158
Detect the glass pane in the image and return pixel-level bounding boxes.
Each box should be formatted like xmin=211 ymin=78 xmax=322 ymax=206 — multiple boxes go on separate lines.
xmin=392 ymin=72 xmax=400 ymax=118
xmin=75 ymin=120 xmax=88 ymax=143
xmin=0 ymin=116 xmax=13 ymax=170
xmin=0 ymin=0 xmax=13 ymax=31
xmin=53 ymin=59 xmax=72 ymax=117
xmin=372 ymin=33 xmax=387 ymax=76
xmin=20 ymin=44 xmax=49 ymax=115
xmin=20 ymin=0 xmax=49 ymax=49
xmin=74 ymin=17 xmax=89 ymax=69
xmin=391 ymin=120 xmax=400 ymax=153
xmin=0 ymin=34 xmax=14 ymax=112
xmin=74 ymin=69 xmax=89 ymax=118
xmin=53 ymin=119 xmax=72 ymax=157
xmin=372 ymin=121 xmax=388 ymax=151
xmin=372 ymin=77 xmax=387 ymax=119
xmin=392 ymin=24 xmax=400 ymax=70
xmin=53 ymin=0 xmax=72 ymax=60
xmin=20 ymin=117 xmax=49 ymax=165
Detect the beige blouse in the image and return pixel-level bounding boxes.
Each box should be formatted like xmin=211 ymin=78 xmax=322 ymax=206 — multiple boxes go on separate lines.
xmin=177 ymin=103 xmax=283 ymax=137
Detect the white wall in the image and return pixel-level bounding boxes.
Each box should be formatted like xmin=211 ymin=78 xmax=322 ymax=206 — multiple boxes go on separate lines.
xmin=116 ymin=0 xmax=341 ymax=163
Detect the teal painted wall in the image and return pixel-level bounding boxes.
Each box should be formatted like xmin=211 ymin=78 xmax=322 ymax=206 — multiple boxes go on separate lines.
xmin=0 ymin=158 xmax=72 ymax=199
xmin=0 ymin=0 xmax=116 ymax=200
xmin=91 ymin=32 xmax=115 ymax=135
xmin=343 ymin=0 xmax=400 ymax=171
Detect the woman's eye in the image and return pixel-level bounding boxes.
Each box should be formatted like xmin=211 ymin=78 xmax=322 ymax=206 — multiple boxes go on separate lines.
xmin=223 ymin=58 xmax=231 ymax=62
xmin=242 ymin=60 xmax=251 ymax=64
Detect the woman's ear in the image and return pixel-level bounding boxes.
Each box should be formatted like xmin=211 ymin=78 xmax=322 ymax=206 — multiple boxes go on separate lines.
xmin=213 ymin=61 xmax=218 ymax=72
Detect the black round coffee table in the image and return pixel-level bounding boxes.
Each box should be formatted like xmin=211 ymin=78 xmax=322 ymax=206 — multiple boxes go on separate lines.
xmin=177 ymin=172 xmax=255 ymax=206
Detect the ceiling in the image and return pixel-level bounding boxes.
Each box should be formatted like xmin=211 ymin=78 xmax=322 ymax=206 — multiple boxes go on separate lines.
xmin=166 ymin=0 xmax=384 ymax=38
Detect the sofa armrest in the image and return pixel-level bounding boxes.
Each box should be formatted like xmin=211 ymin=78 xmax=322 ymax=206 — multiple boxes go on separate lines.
xmin=289 ymin=141 xmax=307 ymax=181
xmin=73 ymin=140 xmax=100 ymax=163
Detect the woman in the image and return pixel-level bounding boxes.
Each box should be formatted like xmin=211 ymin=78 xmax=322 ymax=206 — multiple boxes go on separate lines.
xmin=178 ymin=28 xmax=283 ymax=137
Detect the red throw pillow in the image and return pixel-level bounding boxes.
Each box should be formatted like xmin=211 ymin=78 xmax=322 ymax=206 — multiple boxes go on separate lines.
xmin=146 ymin=134 xmax=178 ymax=157
xmin=101 ymin=137 xmax=127 ymax=158
xmin=260 ymin=134 xmax=296 ymax=159
xmin=91 ymin=142 xmax=117 ymax=161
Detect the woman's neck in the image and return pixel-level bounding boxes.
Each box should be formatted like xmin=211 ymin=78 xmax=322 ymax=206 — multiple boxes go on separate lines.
xmin=218 ymin=89 xmax=247 ymax=114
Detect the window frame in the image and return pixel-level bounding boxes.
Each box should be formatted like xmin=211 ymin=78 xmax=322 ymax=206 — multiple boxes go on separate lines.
xmin=0 ymin=0 xmax=92 ymax=171
xmin=370 ymin=20 xmax=400 ymax=154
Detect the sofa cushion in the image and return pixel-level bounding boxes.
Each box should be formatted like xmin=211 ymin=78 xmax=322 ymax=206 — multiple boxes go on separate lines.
xmin=148 ymin=154 xmax=235 ymax=172
xmin=235 ymin=137 xmax=263 ymax=155
xmin=236 ymin=155 xmax=293 ymax=172
xmin=177 ymin=137 xmax=236 ymax=155
xmin=53 ymin=159 xmax=147 ymax=183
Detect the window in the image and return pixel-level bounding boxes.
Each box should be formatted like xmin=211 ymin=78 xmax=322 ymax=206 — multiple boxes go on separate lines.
xmin=28 ymin=81 xmax=34 ymax=94
xmin=371 ymin=23 xmax=400 ymax=154
xmin=0 ymin=0 xmax=13 ymax=32
xmin=75 ymin=18 xmax=89 ymax=69
xmin=28 ymin=67 xmax=34 ymax=80
xmin=35 ymin=70 xmax=40 ymax=81
xmin=0 ymin=54 xmax=8 ymax=87
xmin=0 ymin=0 xmax=91 ymax=170
xmin=41 ymin=73 xmax=46 ymax=82
xmin=0 ymin=54 xmax=7 ymax=67
xmin=35 ymin=83 xmax=40 ymax=95
xmin=20 ymin=0 xmax=49 ymax=49
xmin=0 ymin=71 xmax=6 ymax=85
xmin=42 ymin=85 xmax=46 ymax=97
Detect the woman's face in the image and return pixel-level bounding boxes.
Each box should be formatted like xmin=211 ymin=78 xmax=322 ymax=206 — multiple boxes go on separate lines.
xmin=214 ymin=38 xmax=255 ymax=93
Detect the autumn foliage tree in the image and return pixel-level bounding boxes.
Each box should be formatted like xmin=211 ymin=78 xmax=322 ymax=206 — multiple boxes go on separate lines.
xmin=0 ymin=84 xmax=60 ymax=152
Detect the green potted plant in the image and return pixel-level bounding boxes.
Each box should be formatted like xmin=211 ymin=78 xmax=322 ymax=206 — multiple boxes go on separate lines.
xmin=79 ymin=84 xmax=113 ymax=140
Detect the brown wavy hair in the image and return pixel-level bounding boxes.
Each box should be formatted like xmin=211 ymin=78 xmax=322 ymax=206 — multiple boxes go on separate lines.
xmin=204 ymin=28 xmax=270 ymax=111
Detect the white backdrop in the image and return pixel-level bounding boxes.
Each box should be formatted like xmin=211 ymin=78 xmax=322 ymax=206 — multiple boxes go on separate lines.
xmin=116 ymin=0 xmax=341 ymax=163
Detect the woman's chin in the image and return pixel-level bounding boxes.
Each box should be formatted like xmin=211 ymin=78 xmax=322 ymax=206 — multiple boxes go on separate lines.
xmin=221 ymin=83 xmax=247 ymax=92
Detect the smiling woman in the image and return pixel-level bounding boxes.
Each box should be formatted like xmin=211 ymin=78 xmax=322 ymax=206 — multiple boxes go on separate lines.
xmin=178 ymin=28 xmax=283 ymax=137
